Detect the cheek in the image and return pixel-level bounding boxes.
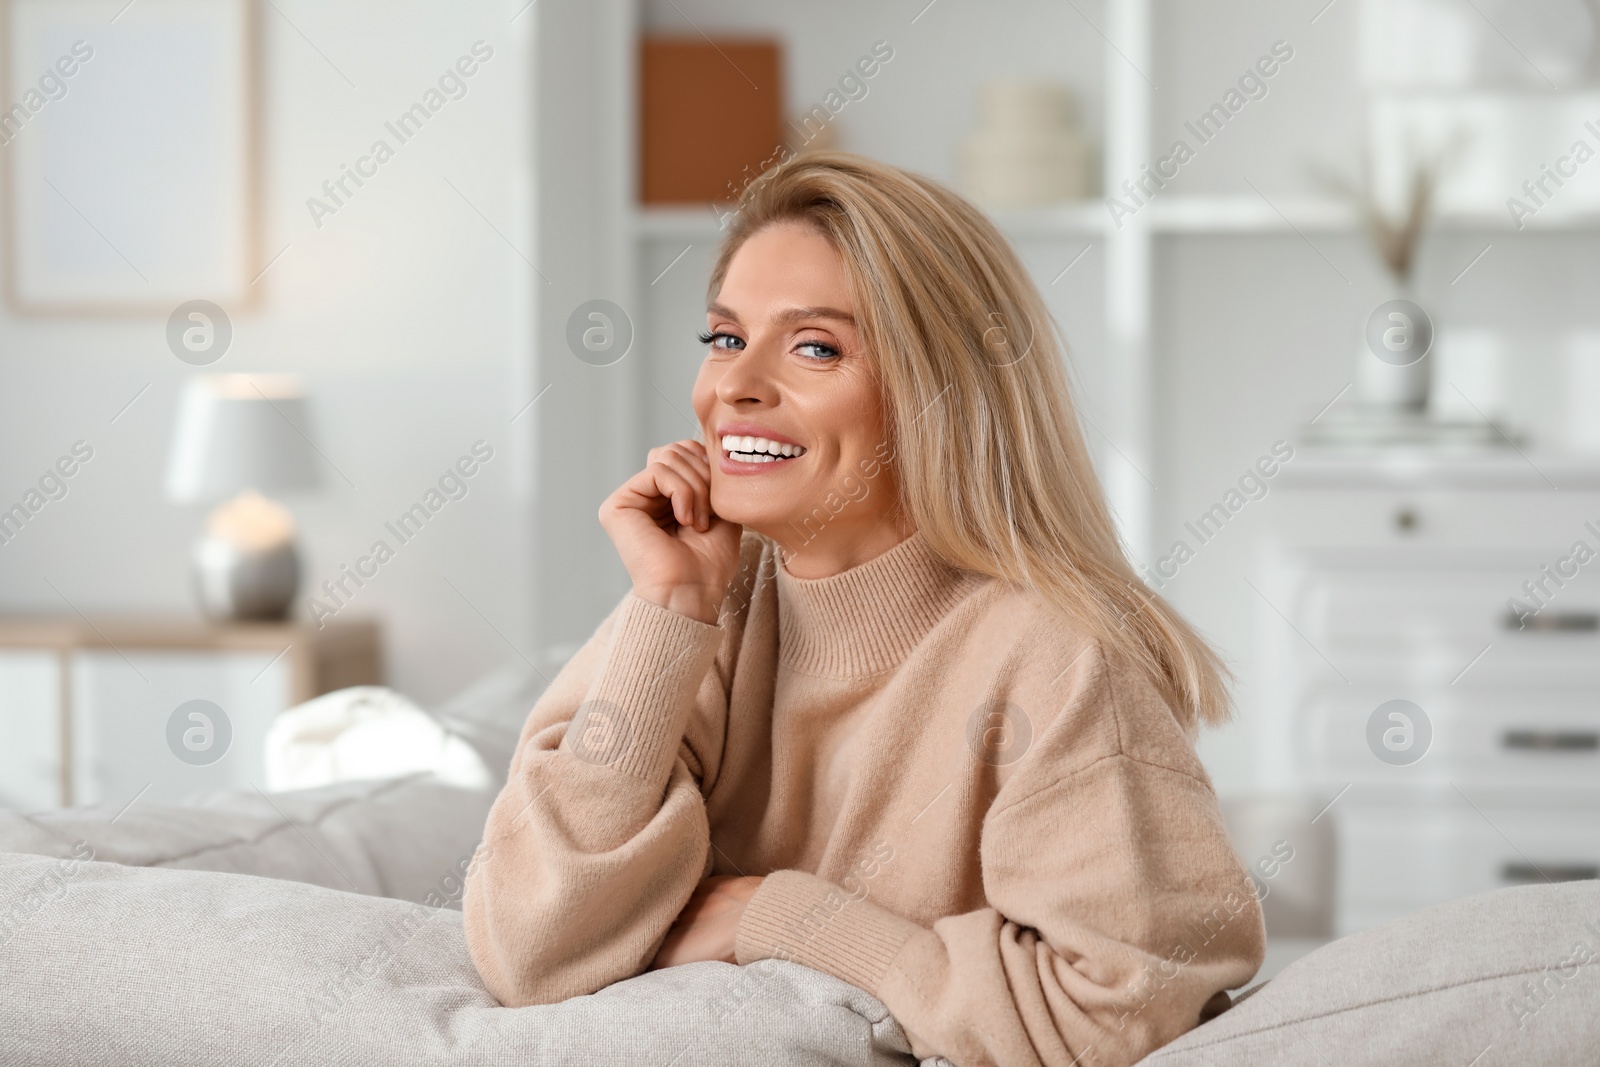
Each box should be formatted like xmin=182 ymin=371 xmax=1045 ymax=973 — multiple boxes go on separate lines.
xmin=690 ymin=361 xmax=717 ymax=428
xmin=836 ymin=385 xmax=888 ymax=455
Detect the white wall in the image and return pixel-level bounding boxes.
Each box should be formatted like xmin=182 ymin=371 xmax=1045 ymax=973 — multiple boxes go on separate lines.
xmin=0 ymin=0 xmax=536 ymax=705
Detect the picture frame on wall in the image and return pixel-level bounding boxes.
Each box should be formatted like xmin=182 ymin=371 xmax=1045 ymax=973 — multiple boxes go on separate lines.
xmin=2 ymin=0 xmax=258 ymax=314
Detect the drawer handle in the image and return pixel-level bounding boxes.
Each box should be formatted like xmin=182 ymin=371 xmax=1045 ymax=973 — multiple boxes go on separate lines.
xmin=1503 ymin=610 xmax=1600 ymax=632
xmin=1502 ymin=862 xmax=1599 ymax=884
xmin=1503 ymin=730 xmax=1600 ymax=752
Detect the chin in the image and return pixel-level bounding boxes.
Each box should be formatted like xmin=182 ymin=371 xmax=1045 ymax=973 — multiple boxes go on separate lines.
xmin=709 ymin=483 xmax=796 ymax=531
xmin=708 ymin=495 xmax=776 ymax=532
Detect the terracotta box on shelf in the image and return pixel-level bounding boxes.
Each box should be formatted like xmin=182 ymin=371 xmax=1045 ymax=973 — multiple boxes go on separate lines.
xmin=639 ymin=38 xmax=784 ymax=205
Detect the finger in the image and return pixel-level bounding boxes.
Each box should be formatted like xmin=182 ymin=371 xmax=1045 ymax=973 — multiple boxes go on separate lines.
xmin=618 ymin=463 xmax=695 ymax=528
xmin=656 ymin=439 xmax=712 ymax=479
xmin=685 ymin=447 xmax=714 ymax=516
xmin=660 ymin=440 xmax=713 ymax=485
xmin=651 ymin=451 xmax=711 ymax=530
xmin=652 ymin=439 xmax=705 ymax=464
xmin=649 ymin=926 xmax=686 ymax=970
xmin=652 ymin=448 xmax=709 ymax=493
xmin=606 ymin=465 xmax=679 ymax=520
xmin=651 ymin=468 xmax=696 ymax=528
xmin=684 ymin=443 xmax=714 ymax=486
xmin=652 ymin=463 xmax=700 ymax=530
xmin=681 ymin=438 xmax=710 ymax=462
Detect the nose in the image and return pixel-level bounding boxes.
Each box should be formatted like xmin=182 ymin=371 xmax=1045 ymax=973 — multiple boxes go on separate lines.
xmin=714 ymin=343 xmax=779 ymax=408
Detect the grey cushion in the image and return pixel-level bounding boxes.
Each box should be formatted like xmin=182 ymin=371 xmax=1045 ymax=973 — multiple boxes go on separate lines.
xmin=0 ymin=852 xmax=917 ymax=1066
xmin=1140 ymin=879 xmax=1600 ymax=1065
xmin=429 ymin=661 xmax=550 ymax=786
xmin=0 ymin=774 xmax=493 ymax=907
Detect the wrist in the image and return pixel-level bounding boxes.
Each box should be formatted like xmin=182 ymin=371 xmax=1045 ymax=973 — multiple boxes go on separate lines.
xmin=632 ymin=584 xmax=720 ymax=625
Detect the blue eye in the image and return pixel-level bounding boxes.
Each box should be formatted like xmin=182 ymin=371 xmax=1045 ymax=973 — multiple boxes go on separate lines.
xmin=796 ymin=341 xmax=840 ymax=361
xmin=697 ymin=330 xmax=744 ymax=351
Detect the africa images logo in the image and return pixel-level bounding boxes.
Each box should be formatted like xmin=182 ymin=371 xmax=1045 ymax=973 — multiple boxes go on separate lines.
xmin=166 ymin=700 xmax=232 ymax=766
xmin=1366 ymin=699 xmax=1431 ymax=766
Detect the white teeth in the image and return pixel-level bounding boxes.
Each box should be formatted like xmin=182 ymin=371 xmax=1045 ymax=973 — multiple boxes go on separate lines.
xmin=720 ymin=434 xmax=806 ymax=460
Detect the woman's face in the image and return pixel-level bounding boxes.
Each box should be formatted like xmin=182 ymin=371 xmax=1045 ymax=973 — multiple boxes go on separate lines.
xmin=692 ymin=222 xmax=902 ymax=567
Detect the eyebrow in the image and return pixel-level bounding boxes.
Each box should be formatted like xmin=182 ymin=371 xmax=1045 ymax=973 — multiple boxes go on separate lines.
xmin=706 ymin=303 xmax=856 ymax=328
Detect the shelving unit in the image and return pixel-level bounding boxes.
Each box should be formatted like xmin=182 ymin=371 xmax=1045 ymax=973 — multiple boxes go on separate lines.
xmin=639 ymin=191 xmax=1600 ymax=247
xmin=635 ymin=201 xmax=1113 ymax=241
xmin=1143 ymin=196 xmax=1600 ymax=234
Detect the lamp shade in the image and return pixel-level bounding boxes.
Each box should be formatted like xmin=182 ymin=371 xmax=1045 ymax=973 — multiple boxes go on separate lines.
xmin=165 ymin=374 xmax=321 ymax=502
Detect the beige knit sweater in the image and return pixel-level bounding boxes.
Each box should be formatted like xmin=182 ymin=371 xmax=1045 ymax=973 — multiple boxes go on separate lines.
xmin=463 ymin=531 xmax=1265 ymax=1067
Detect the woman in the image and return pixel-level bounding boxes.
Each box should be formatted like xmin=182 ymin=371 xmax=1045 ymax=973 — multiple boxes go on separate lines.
xmin=464 ymin=152 xmax=1264 ymax=1067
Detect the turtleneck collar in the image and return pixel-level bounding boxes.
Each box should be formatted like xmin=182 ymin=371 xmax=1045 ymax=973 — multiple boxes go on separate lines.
xmin=774 ymin=531 xmax=986 ymax=677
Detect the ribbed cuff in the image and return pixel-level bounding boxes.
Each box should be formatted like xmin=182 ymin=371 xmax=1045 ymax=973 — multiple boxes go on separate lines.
xmin=734 ymin=869 xmax=922 ymax=995
xmin=565 ymin=593 xmax=721 ymax=786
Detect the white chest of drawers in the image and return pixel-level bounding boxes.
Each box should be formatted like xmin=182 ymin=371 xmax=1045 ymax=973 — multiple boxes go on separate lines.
xmin=1253 ymin=452 xmax=1600 ymax=935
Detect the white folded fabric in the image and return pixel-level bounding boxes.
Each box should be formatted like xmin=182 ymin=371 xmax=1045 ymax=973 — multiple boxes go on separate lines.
xmin=266 ymin=686 xmax=491 ymax=792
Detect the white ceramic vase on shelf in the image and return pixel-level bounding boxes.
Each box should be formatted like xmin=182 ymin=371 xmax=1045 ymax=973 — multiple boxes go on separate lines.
xmin=959 ymin=82 xmax=1090 ymax=209
xmin=1356 ymin=342 xmax=1431 ymax=410
xmin=1356 ymin=292 xmax=1433 ymax=412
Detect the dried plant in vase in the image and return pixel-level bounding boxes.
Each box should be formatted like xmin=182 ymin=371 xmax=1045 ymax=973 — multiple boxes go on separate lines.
xmin=1313 ymin=151 xmax=1442 ymax=412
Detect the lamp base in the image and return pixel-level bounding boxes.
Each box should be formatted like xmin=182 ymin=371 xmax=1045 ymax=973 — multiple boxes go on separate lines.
xmin=190 ymin=491 xmax=302 ymax=622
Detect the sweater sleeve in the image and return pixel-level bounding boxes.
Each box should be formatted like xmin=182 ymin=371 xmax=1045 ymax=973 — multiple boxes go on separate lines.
xmin=463 ymin=592 xmax=726 ymax=1006
xmin=733 ymin=652 xmax=1265 ymax=1067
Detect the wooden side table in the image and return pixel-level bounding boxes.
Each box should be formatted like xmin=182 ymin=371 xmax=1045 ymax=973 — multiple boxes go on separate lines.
xmin=0 ymin=617 xmax=381 ymax=810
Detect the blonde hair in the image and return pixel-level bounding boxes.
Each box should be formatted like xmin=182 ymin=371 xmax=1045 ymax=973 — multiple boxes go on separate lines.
xmin=709 ymin=151 xmax=1231 ymax=731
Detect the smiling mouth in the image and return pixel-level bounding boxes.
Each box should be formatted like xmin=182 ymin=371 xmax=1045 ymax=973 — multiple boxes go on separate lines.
xmin=720 ymin=434 xmax=807 ymax=464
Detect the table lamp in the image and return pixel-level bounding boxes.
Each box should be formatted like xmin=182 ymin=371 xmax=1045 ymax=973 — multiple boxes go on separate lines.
xmin=164 ymin=374 xmax=320 ymax=621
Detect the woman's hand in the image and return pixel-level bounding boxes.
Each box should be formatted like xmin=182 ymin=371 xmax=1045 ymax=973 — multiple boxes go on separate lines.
xmin=650 ymin=875 xmax=765 ymax=969
xmin=599 ymin=439 xmax=742 ymax=624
